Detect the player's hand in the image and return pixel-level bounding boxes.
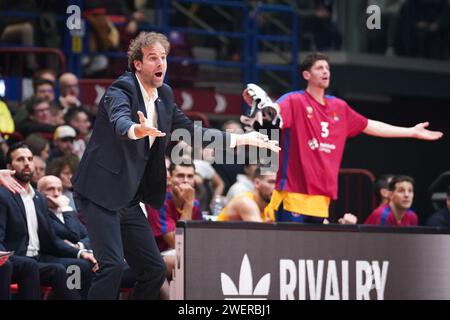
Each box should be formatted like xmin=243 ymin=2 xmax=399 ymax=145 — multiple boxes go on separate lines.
xmin=411 ymin=122 xmax=443 ymax=140
xmin=134 ymin=111 xmax=166 ymax=139
xmin=338 ymin=213 xmax=358 ymax=225
xmin=235 ymin=131 xmax=280 ymax=153
xmin=0 ymin=170 xmax=25 ymax=194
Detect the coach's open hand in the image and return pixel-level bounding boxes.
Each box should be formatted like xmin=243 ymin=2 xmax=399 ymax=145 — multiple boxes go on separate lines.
xmin=134 ymin=111 xmax=166 ymax=139
xmin=235 ymin=131 xmax=281 ymax=153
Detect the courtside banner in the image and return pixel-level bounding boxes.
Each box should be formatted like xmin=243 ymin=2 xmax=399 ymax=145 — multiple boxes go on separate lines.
xmin=173 ymin=222 xmax=450 ymax=300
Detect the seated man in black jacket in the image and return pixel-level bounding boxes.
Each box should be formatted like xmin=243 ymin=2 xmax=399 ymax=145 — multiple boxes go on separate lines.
xmin=0 ymin=143 xmax=97 ymax=299
xmin=37 ymin=175 xmax=90 ymax=250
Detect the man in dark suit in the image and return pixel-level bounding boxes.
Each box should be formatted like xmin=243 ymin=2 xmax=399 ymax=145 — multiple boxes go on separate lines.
xmin=72 ymin=31 xmax=279 ymax=300
xmin=38 ymin=175 xmax=90 ymax=250
xmin=0 ymin=143 xmax=97 ymax=299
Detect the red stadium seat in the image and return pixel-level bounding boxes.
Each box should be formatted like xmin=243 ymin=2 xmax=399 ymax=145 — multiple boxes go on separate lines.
xmin=10 ymin=283 xmax=54 ymax=300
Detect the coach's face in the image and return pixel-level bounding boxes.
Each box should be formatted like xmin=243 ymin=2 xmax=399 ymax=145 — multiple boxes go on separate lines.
xmin=134 ymin=42 xmax=167 ymax=89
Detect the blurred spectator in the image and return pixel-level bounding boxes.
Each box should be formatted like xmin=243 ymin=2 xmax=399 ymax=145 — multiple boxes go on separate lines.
xmin=0 ymin=99 xmax=15 ymax=138
xmin=0 ymin=135 xmax=7 ymax=169
xmin=146 ymin=162 xmax=202 ymax=253
xmin=48 ymin=125 xmax=77 ymax=163
xmin=37 ymin=175 xmax=90 ymax=250
xmin=15 ymin=97 xmax=56 ymax=138
xmin=426 ymin=185 xmax=450 ymax=228
xmin=24 ymin=134 xmax=50 ymax=162
xmin=46 ymin=154 xmax=79 ymax=210
xmin=64 ymin=108 xmax=91 ymax=159
xmin=226 ymin=162 xmax=257 ymax=202
xmin=32 ymin=69 xmax=57 ymax=85
xmin=58 ymin=73 xmax=82 ymax=111
xmin=213 ymin=120 xmax=245 ymax=194
xmin=167 ymin=31 xmax=198 ymax=87
xmin=366 ymin=0 xmax=405 ymax=55
xmin=146 ymin=161 xmax=202 ymax=281
xmin=14 ymin=78 xmax=57 ymax=125
xmin=373 ymin=173 xmax=395 ymax=207
xmin=299 ymin=0 xmax=342 ymax=51
xmin=396 ymin=0 xmax=450 ymax=59
xmin=31 ymin=156 xmax=46 ymax=188
xmin=364 ymin=175 xmax=418 ymax=226
xmin=0 ymin=1 xmax=39 ymax=72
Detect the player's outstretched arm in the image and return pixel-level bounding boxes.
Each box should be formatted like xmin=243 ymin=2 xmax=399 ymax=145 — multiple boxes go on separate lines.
xmin=363 ymin=119 xmax=443 ymax=141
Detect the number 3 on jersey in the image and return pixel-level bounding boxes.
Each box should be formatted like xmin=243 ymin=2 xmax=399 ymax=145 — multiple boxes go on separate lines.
xmin=320 ymin=121 xmax=329 ymax=138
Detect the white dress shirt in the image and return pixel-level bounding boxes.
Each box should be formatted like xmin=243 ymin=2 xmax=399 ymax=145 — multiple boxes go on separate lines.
xmin=20 ymin=186 xmax=40 ymax=257
xmin=127 ymin=74 xmax=159 ymax=148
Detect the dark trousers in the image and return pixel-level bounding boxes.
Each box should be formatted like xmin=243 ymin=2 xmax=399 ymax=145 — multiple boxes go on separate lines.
xmin=38 ymin=254 xmax=92 ymax=299
xmin=74 ymin=193 xmax=166 ymax=300
xmin=1 ymin=256 xmax=40 ymax=300
xmin=1 ymin=255 xmax=78 ymax=300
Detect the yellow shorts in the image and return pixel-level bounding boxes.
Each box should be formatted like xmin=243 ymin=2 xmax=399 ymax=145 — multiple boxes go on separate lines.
xmin=265 ymin=190 xmax=331 ymax=220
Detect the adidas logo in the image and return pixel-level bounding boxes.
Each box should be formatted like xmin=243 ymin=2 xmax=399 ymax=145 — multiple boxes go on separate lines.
xmin=221 ymin=254 xmax=271 ymax=300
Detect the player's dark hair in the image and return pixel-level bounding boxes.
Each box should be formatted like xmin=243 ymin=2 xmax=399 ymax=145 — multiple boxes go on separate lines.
xmin=300 ymin=53 xmax=329 ymax=72
xmin=388 ymin=175 xmax=415 ymax=191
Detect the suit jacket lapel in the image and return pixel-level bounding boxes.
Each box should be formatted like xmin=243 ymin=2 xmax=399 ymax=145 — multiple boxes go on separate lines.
xmin=155 ymin=95 xmax=167 ymax=134
xmin=132 ymin=72 xmax=147 ymax=117
xmin=12 ymin=193 xmax=27 ymax=222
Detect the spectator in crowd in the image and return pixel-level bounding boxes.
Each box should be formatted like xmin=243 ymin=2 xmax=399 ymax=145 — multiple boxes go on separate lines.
xmin=373 ymin=174 xmax=395 ymax=207
xmin=24 ymin=133 xmax=50 ymax=162
xmin=366 ymin=0 xmax=405 ymax=56
xmin=48 ymin=125 xmax=78 ymax=163
xmin=145 ymin=160 xmax=203 ymax=299
xmin=47 ymin=154 xmax=79 ymax=210
xmin=31 ymin=156 xmax=46 ymax=188
xmin=396 ymin=0 xmax=450 ymax=59
xmin=218 ymin=166 xmax=276 ymax=222
xmin=0 ymin=134 xmax=8 ymax=169
xmin=426 ymin=185 xmax=450 ymax=228
xmin=226 ymin=162 xmax=257 ymax=202
xmin=64 ymin=108 xmax=91 ymax=158
xmin=298 ymin=0 xmax=342 ymax=51
xmin=33 ymin=78 xmax=56 ymax=104
xmin=0 ymin=143 xmax=97 ymax=299
xmin=64 ymin=108 xmax=92 ymax=139
xmin=0 ymin=2 xmax=39 ymax=72
xmin=213 ymin=120 xmax=246 ymax=194
xmin=146 ymin=162 xmax=202 ymax=254
xmin=14 ymin=78 xmax=58 ymax=125
xmin=37 ymin=175 xmax=90 ymax=250
xmin=15 ymin=97 xmax=56 ymax=138
xmin=32 ymin=69 xmax=57 ymax=85
xmin=58 ymin=73 xmax=82 ymax=111
xmin=364 ymin=175 xmax=418 ymax=226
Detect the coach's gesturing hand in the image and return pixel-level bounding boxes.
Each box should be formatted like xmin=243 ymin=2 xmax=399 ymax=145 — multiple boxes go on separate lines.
xmin=235 ymin=131 xmax=281 ymax=153
xmin=134 ymin=111 xmax=166 ymax=139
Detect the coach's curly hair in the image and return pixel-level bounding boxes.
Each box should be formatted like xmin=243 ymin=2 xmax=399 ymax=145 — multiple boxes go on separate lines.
xmin=127 ymin=32 xmax=170 ymax=72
